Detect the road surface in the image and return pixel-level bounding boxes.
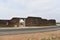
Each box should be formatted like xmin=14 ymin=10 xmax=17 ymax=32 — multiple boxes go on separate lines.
xmin=0 ymin=26 xmax=60 ymax=35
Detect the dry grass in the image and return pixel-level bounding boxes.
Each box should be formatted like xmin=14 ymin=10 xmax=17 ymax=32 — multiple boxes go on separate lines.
xmin=0 ymin=30 xmax=60 ymax=40
xmin=56 ymin=24 xmax=60 ymax=26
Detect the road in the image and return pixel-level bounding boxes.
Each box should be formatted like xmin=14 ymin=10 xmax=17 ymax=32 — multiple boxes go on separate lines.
xmin=0 ymin=26 xmax=60 ymax=35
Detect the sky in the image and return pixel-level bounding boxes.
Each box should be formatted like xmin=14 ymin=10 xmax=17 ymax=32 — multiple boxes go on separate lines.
xmin=0 ymin=0 xmax=60 ymax=22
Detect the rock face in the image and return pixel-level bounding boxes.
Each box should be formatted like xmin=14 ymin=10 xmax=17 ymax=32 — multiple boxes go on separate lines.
xmin=0 ymin=16 xmax=56 ymax=27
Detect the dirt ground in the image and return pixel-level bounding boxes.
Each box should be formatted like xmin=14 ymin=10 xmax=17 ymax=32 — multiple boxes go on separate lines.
xmin=0 ymin=30 xmax=60 ymax=40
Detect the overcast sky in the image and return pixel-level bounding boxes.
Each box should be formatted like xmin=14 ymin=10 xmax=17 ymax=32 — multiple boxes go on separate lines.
xmin=0 ymin=0 xmax=60 ymax=22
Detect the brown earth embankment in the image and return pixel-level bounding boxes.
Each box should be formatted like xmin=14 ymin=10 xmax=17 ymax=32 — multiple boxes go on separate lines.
xmin=0 ymin=30 xmax=60 ymax=40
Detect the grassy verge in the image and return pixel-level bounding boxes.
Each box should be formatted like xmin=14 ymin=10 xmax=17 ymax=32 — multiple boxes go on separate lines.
xmin=0 ymin=23 xmax=59 ymax=28
xmin=56 ymin=23 xmax=60 ymax=26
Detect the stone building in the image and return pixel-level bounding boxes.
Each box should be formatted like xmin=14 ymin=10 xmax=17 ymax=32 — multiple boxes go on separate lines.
xmin=0 ymin=16 xmax=56 ymax=27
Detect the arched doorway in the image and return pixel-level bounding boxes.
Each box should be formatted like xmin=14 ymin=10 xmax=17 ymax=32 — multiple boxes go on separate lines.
xmin=19 ymin=19 xmax=25 ymax=27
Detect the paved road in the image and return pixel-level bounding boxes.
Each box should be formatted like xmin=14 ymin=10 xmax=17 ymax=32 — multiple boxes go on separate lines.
xmin=0 ymin=26 xmax=60 ymax=35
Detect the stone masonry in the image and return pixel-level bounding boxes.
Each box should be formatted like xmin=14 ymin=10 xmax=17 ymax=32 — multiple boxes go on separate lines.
xmin=0 ymin=16 xmax=56 ymax=27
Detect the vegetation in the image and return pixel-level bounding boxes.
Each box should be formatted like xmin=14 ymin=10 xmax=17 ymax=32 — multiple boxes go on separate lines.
xmin=56 ymin=22 xmax=60 ymax=24
xmin=41 ymin=36 xmax=60 ymax=40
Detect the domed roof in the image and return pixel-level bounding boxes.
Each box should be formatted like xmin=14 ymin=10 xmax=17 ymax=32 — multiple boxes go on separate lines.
xmin=19 ymin=19 xmax=24 ymax=23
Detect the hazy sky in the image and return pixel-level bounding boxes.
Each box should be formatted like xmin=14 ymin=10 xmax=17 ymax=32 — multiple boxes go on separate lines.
xmin=0 ymin=0 xmax=60 ymax=22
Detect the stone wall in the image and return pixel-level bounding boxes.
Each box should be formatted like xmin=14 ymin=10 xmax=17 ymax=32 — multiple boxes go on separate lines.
xmin=0 ymin=20 xmax=9 ymax=27
xmin=25 ymin=17 xmax=56 ymax=26
xmin=0 ymin=16 xmax=56 ymax=27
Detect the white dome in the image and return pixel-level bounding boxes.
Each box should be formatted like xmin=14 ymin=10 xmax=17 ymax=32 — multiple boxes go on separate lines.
xmin=19 ymin=19 xmax=24 ymax=23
